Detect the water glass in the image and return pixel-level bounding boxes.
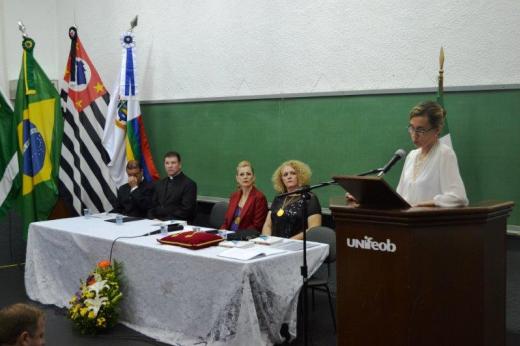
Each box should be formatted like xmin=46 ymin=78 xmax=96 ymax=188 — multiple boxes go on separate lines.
xmin=83 ymin=208 xmax=91 ymax=218
xmin=115 ymin=214 xmax=123 ymax=225
xmin=218 ymin=229 xmax=227 ymax=240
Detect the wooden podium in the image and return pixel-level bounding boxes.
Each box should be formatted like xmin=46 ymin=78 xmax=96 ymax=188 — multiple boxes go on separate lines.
xmin=331 ymin=176 xmax=514 ymax=346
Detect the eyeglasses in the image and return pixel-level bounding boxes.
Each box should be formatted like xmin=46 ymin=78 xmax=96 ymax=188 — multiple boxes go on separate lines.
xmin=407 ymin=125 xmax=434 ymax=135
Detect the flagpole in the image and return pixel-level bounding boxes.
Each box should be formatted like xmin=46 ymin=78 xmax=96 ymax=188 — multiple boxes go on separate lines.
xmin=437 ymin=46 xmax=453 ymax=147
xmin=437 ymin=46 xmax=444 ymax=106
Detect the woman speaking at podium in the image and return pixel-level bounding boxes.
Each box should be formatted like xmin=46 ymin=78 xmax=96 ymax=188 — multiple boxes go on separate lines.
xmin=396 ymin=101 xmax=468 ymax=207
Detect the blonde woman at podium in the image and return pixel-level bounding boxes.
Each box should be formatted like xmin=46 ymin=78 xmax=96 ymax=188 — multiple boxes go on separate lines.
xmin=262 ymin=160 xmax=322 ymax=239
xmin=396 ymin=100 xmax=468 ymax=207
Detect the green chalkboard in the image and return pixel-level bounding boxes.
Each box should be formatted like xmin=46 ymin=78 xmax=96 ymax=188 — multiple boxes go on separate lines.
xmin=141 ymin=89 xmax=520 ymax=224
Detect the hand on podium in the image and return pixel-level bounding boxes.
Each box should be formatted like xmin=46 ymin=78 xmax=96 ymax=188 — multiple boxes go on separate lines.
xmin=345 ymin=192 xmax=359 ymax=206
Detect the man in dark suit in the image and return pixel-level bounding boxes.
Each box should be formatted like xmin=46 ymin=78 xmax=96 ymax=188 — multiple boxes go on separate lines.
xmin=148 ymin=151 xmax=197 ymax=222
xmin=111 ymin=160 xmax=153 ymax=217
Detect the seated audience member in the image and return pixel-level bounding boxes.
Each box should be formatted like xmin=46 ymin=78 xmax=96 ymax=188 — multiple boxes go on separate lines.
xmin=148 ymin=151 xmax=197 ymax=222
xmin=221 ymin=161 xmax=268 ymax=232
xmin=397 ymin=100 xmax=468 ymax=207
xmin=262 ymin=160 xmax=322 ymax=239
xmin=111 ymin=160 xmax=153 ymax=217
xmin=0 ymin=303 xmax=45 ymax=346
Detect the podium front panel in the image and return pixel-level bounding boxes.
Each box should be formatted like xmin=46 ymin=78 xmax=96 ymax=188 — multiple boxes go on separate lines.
xmin=331 ymin=200 xmax=513 ymax=346
xmin=336 ymin=222 xmax=412 ymax=345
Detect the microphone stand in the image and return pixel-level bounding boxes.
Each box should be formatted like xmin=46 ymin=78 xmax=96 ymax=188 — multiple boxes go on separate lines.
xmin=277 ymin=167 xmax=384 ymax=344
xmin=357 ymin=167 xmax=383 ymax=176
xmin=278 ymin=180 xmax=337 ymax=346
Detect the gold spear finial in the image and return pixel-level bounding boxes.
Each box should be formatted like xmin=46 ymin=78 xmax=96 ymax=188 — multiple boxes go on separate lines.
xmin=129 ymin=15 xmax=138 ymax=32
xmin=18 ymin=21 xmax=28 ymax=38
xmin=438 ymin=46 xmax=445 ymax=93
xmin=439 ymin=46 xmax=445 ymax=72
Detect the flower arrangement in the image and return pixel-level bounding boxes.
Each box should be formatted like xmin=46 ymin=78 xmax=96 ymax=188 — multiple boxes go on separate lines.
xmin=68 ymin=260 xmax=123 ymax=334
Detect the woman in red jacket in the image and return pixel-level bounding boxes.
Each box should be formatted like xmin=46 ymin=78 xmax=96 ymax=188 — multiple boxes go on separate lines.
xmin=221 ymin=161 xmax=268 ymax=231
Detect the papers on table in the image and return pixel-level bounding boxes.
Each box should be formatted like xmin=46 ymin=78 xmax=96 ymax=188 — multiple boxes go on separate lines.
xmin=250 ymin=236 xmax=284 ymax=245
xmin=90 ymin=212 xmax=116 ymax=219
xmin=271 ymin=240 xmax=322 ymax=252
xmin=218 ymin=246 xmax=286 ymax=261
xmin=219 ymin=240 xmax=255 ymax=249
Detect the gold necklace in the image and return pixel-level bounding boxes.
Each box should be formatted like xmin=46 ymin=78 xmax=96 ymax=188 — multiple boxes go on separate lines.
xmin=412 ymin=153 xmax=427 ymax=181
xmin=413 ymin=143 xmax=437 ymax=181
xmin=276 ymin=195 xmax=299 ymax=217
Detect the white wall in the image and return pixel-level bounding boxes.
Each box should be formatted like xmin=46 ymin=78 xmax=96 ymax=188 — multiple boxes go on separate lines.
xmin=0 ymin=0 xmax=10 ymax=96
xmin=2 ymin=0 xmax=520 ymax=101
xmin=1 ymin=0 xmax=59 ymax=99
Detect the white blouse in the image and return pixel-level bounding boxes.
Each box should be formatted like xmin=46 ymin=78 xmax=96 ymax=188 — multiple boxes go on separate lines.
xmin=396 ymin=142 xmax=468 ymax=207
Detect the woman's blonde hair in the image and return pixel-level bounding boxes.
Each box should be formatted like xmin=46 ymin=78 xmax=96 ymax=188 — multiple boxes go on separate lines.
xmin=409 ymin=100 xmax=446 ymax=130
xmin=235 ymin=160 xmax=256 ymax=188
xmin=272 ymin=160 xmax=312 ymax=193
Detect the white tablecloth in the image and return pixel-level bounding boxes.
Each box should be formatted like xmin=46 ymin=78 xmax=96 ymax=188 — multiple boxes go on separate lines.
xmin=24 ymin=216 xmax=328 ymax=345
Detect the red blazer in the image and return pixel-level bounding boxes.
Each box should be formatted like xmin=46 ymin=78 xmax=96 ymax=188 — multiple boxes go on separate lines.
xmin=221 ymin=186 xmax=268 ymax=231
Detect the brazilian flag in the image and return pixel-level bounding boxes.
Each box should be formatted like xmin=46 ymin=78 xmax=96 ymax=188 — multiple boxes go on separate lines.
xmin=13 ymin=37 xmax=63 ymax=238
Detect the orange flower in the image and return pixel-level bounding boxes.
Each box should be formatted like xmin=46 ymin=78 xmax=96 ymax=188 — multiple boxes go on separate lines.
xmin=97 ymin=260 xmax=111 ymax=269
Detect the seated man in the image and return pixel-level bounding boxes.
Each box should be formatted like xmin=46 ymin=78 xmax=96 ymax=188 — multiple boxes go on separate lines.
xmin=148 ymin=151 xmax=197 ymax=222
xmin=0 ymin=303 xmax=45 ymax=346
xmin=111 ymin=160 xmax=153 ymax=218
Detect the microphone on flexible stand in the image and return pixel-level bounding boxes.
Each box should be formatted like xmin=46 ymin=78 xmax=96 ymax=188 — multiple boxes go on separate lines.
xmin=145 ymin=223 xmax=184 ymax=236
xmin=109 ymin=224 xmax=185 ymax=262
xmin=377 ymin=149 xmax=407 ymax=177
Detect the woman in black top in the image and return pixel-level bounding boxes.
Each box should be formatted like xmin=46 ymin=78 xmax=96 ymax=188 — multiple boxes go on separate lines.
xmin=262 ymin=160 xmax=322 ymax=239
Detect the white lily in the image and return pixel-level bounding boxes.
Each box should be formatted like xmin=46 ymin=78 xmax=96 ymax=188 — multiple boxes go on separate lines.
xmin=84 ymin=295 xmax=108 ymax=316
xmin=88 ymin=278 xmax=108 ymax=297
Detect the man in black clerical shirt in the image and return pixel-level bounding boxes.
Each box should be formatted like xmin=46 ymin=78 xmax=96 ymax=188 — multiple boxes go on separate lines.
xmin=148 ymin=151 xmax=197 ymax=222
xmin=111 ymin=160 xmax=153 ymax=217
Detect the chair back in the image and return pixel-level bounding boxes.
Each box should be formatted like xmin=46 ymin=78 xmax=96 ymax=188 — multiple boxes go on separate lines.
xmin=209 ymin=201 xmax=229 ymax=229
xmin=307 ymin=226 xmax=336 ymax=263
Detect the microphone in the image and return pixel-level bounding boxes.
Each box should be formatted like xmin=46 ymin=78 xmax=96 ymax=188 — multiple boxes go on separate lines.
xmin=146 ymin=223 xmax=184 ymax=236
xmin=377 ymin=149 xmax=407 ymax=176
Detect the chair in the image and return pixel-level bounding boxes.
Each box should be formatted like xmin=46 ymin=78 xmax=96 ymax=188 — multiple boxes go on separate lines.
xmin=306 ymin=226 xmax=337 ymax=332
xmin=209 ymin=201 xmax=229 ymax=229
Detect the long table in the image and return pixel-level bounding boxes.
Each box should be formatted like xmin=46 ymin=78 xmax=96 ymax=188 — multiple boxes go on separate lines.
xmin=24 ymin=215 xmax=328 ymax=345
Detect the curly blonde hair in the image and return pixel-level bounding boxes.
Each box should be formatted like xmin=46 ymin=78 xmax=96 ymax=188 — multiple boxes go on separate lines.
xmin=235 ymin=160 xmax=256 ymax=188
xmin=272 ymin=160 xmax=312 ymax=193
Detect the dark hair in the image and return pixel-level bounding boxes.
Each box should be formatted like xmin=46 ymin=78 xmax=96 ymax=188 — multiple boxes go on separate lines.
xmin=163 ymin=151 xmax=181 ymax=162
xmin=409 ymin=100 xmax=446 ymax=129
xmin=0 ymin=303 xmax=44 ymax=344
xmin=126 ymin=160 xmax=142 ymax=170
